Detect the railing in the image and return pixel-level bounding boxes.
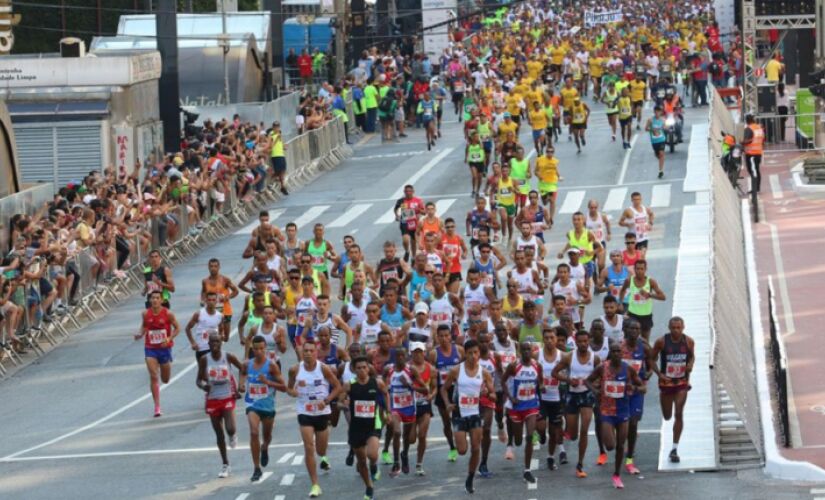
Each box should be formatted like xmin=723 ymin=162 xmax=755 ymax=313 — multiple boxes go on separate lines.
xmin=755 ymin=113 xmax=823 ymax=152
xmin=0 ymin=115 xmax=350 ymax=376
xmin=767 ymin=276 xmax=791 ymax=448
xmin=184 ymin=92 xmax=303 ymax=140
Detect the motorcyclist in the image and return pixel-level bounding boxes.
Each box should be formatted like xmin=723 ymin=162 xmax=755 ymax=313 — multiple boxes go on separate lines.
xmin=662 ymin=85 xmax=683 ymax=143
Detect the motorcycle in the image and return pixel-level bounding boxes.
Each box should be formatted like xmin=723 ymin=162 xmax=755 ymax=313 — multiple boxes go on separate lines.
xmin=721 ymin=132 xmax=743 ymax=189
xmin=664 ymin=113 xmax=678 ymax=153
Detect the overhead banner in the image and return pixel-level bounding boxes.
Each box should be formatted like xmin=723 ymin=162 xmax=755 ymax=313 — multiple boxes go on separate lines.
xmin=422 ymin=0 xmax=456 ymax=64
xmin=584 ymin=9 xmax=623 ymax=28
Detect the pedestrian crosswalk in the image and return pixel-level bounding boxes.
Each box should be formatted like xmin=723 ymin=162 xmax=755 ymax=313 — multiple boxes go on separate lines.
xmin=254 ymin=182 xmax=679 ymax=236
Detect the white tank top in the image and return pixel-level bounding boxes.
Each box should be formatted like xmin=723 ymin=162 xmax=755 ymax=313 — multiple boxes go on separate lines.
xmin=295 ymin=361 xmax=331 ymax=416
xmin=511 ymin=267 xmax=538 ymax=302
xmin=266 ymin=255 xmax=282 ymax=273
xmin=479 ymin=354 xmax=499 ymax=391
xmin=540 ymin=350 xmax=562 ymax=402
xmin=601 ymin=314 xmax=624 ymax=344
xmin=629 ymin=205 xmax=649 ymax=242
xmin=426 ymin=252 xmax=443 ymax=272
xmin=345 ymin=297 xmax=369 ymax=329
xmin=341 ymin=361 xmax=355 ymax=383
xmin=359 ymin=320 xmax=383 ymax=349
xmin=586 ymin=213 xmax=606 ymax=243
xmin=569 ymin=350 xmax=594 ymax=393
xmin=493 ymin=337 xmax=518 ymax=373
xmin=407 ymin=320 xmax=432 ymax=346
xmin=429 ymin=293 xmax=453 ymax=327
xmin=206 ymin=351 xmax=232 ymax=400
xmin=258 ymin=322 xmax=280 ymax=362
xmin=195 ymin=307 xmax=223 ymax=351
xmin=462 ymin=284 xmax=489 ymax=322
xmin=569 ymin=263 xmax=586 ymax=286
xmin=456 ymin=362 xmax=483 ymax=417
xmin=552 ymin=280 xmax=581 ymax=323
xmin=516 ymin=234 xmax=539 ymax=254
xmin=591 ymin=337 xmax=609 ymax=362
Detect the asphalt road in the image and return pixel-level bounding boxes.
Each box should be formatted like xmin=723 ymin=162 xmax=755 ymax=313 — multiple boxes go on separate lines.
xmin=0 ymin=101 xmax=811 ymax=500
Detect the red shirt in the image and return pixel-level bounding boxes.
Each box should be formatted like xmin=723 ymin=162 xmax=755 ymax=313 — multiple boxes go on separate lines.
xmin=396 ymin=196 xmax=425 ymax=230
xmin=298 ymin=54 xmax=313 ymax=77
xmin=144 ymin=307 xmax=172 ymax=348
xmin=440 ymin=233 xmax=463 ymax=273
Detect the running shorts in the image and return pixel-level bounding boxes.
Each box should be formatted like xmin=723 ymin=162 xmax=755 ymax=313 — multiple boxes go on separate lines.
xmin=600 ymin=413 xmax=630 ymax=426
xmin=571 ymin=123 xmax=587 ymax=131
xmin=469 ymin=162 xmax=487 ymax=174
xmin=532 ymin=129 xmax=545 ymax=141
xmin=540 ymin=400 xmax=563 ymax=425
xmin=298 ymin=414 xmax=330 ymax=431
xmin=195 ymin=349 xmax=210 ymax=360
xmin=620 ymin=117 xmax=632 ymax=127
xmin=507 ymin=407 xmax=539 ymax=423
xmin=451 ymin=414 xmax=483 ymax=432
xmin=246 ymin=407 xmax=276 ymax=419
xmin=145 ymin=347 xmax=173 ymax=364
xmin=629 ymin=393 xmax=644 ymax=418
xmin=416 ymin=401 xmax=434 ymax=418
xmin=627 ymin=312 xmax=653 ymax=332
xmin=391 ymin=409 xmax=417 ymax=424
xmin=652 ymin=142 xmax=666 ymax=155
xmin=206 ymin=397 xmax=236 ymax=416
xmin=435 ymin=387 xmax=454 ymax=409
xmin=538 ymin=181 xmax=558 ymax=196
xmin=271 ymin=156 xmax=287 ymax=174
xmin=348 ymin=428 xmax=382 ymax=449
xmin=564 ymin=390 xmax=595 ymax=414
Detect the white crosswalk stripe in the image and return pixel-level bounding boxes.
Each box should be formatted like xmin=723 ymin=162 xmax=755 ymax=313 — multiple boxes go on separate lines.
xmin=233 ymin=208 xmax=285 ymax=235
xmin=292 ymin=205 xmax=330 ymax=229
xmin=558 ymin=190 xmax=585 ymax=214
xmin=435 ymin=198 xmax=457 ymax=217
xmin=602 ymin=187 xmax=628 ymax=212
xmin=650 ymin=183 xmax=672 ymax=207
xmin=375 ymin=206 xmax=398 ymax=225
xmin=328 ymin=203 xmax=373 ymax=228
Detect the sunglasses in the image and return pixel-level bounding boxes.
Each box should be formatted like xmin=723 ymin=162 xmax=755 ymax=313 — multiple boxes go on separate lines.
xmin=425 ymin=271 xmax=434 ymax=275
xmin=625 ymin=241 xmax=636 ymax=245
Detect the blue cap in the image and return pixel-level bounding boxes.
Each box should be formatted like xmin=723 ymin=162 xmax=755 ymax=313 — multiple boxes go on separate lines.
xmin=503 ymin=111 xmax=512 ymax=118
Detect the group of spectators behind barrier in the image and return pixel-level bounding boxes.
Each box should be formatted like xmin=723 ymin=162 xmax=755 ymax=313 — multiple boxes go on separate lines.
xmin=0 ymin=113 xmax=350 ymax=377
xmin=708 ymin=87 xmax=764 ymax=456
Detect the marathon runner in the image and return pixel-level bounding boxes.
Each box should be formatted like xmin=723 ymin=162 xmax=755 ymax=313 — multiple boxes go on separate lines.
xmin=393 ymin=185 xmax=426 ymax=263
xmin=429 ymin=324 xmax=464 ymax=462
xmin=196 ymin=332 xmax=244 ymax=478
xmin=501 ymin=341 xmax=543 ymax=484
xmin=538 ymin=327 xmax=564 ymax=470
xmin=409 ymin=341 xmax=437 ymax=475
xmin=185 ymin=292 xmax=223 ymax=359
xmin=384 ymin=347 xmax=429 ymax=477
xmin=620 ymin=259 xmax=666 ymax=341
xmin=476 ymin=330 xmax=500 ymax=478
xmin=621 ymin=318 xmax=651 ymax=474
xmin=652 ymin=316 xmax=695 ymax=464
xmin=646 ymin=106 xmax=668 ymax=178
xmin=135 ymin=290 xmax=180 ymax=417
xmin=200 ymin=258 xmax=239 ymax=342
xmin=618 ymin=192 xmax=654 ymax=253
xmin=142 ymin=250 xmax=174 ymax=309
xmin=242 ymin=334 xmax=287 ymax=482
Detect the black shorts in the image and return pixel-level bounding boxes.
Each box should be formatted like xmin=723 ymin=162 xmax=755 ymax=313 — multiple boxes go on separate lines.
xmin=620 ymin=117 xmax=632 ymax=127
xmin=448 ymin=272 xmax=462 ymax=284
xmin=452 ymin=414 xmax=483 ymax=432
xmin=511 ymin=115 xmax=521 ymax=125
xmin=452 ymin=92 xmax=464 ymax=103
xmin=632 ymin=100 xmax=644 ymax=110
xmin=652 ymin=142 xmax=666 ymax=155
xmin=348 ymin=428 xmax=382 ymax=449
xmin=627 ymin=312 xmax=654 ymax=331
xmin=435 ymin=387 xmax=454 ymax=409
xmin=416 ymin=402 xmax=434 ymax=418
xmin=195 ymin=349 xmax=210 ymax=360
xmin=635 ymin=240 xmax=649 ymax=251
xmin=540 ymin=400 xmax=563 ymax=425
xmin=550 ymin=64 xmax=562 ymax=74
xmin=564 ymin=391 xmax=596 ymax=414
xmin=399 ymin=224 xmax=416 ymax=237
xmin=271 ymin=156 xmax=287 ymax=174
xmin=469 ymin=162 xmax=487 ymax=174
xmin=380 ymin=116 xmax=393 ymax=124
xmin=298 ymin=414 xmax=330 ymax=432
xmin=571 ymin=123 xmax=586 ymax=131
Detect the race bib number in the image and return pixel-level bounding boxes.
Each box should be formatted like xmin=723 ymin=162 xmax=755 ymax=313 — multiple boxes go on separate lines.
xmin=628 ymin=359 xmax=643 ymax=373
xmin=200 ymin=330 xmax=210 ymax=342
xmin=424 ymin=108 xmax=433 ymax=117
xmin=634 ymin=217 xmax=647 ymax=238
xmin=666 ymin=361 xmax=686 ymax=378
xmin=500 ymin=353 xmax=516 ymax=368
xmin=304 ymin=401 xmax=324 ymax=414
xmin=209 ymin=367 xmax=230 ymax=382
xmin=382 ymin=270 xmax=398 ymax=283
xmin=543 ymin=376 xmax=559 ymax=388
xmin=517 ymin=383 xmax=536 ymax=400
xmin=148 ymin=329 xmax=167 ymax=344
xmin=267 ymin=350 xmax=278 ymax=361
xmin=392 ymin=391 xmax=414 ymax=408
xmin=248 ymin=383 xmax=268 ymax=400
xmin=431 ymin=312 xmax=450 ymax=324
xmin=604 ymin=380 xmax=626 ymax=399
xmin=481 ymin=274 xmax=494 ymax=287
xmin=354 ymin=400 xmax=376 ymax=418
xmin=439 ymin=370 xmax=449 ymax=384
xmin=459 ymin=393 xmax=479 ymax=409
xmin=311 ymin=255 xmax=324 ymax=266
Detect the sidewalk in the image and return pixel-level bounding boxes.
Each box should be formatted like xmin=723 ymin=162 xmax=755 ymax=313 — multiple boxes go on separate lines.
xmin=752 ymin=149 xmax=825 ymax=469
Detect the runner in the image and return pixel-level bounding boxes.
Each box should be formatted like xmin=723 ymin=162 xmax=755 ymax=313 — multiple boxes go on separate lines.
xmin=476 ymin=330 xmax=500 ymax=478
xmin=570 ymin=97 xmax=590 ymax=154
xmin=134 ymin=291 xmax=181 ymax=417
xmin=590 ymin=318 xmax=610 ymax=467
xmin=242 ymin=335 xmax=287 ymax=482
xmin=495 ymin=164 xmax=521 ymax=243
xmin=551 ymin=263 xmax=590 ymax=329
xmin=621 ymin=318 xmax=652 ymax=474
xmin=440 ymin=218 xmax=468 ymax=295
xmin=645 ymin=106 xmax=667 ymax=178
xmin=552 ymin=329 xmax=600 ymax=478
xmin=651 ymin=316 xmax=694 ymax=464
xmin=538 ymin=327 xmax=564 ymax=470
xmin=417 ymin=91 xmax=438 ymax=150
xmin=597 ymin=251 xmax=631 ymax=314
xmin=429 ymin=324 xmax=464 ymax=462
xmin=586 ymin=341 xmax=644 ymax=489
xmin=528 ymin=100 xmax=548 ymax=156
xmin=286 ymin=340 xmax=343 ymax=498
xmin=558 ymin=212 xmax=602 ymax=282
xmin=600 ymin=294 xmax=626 ymax=344
xmin=142 ymin=250 xmax=174 ymax=309
xmin=466 ymin=197 xmax=493 ymax=250
xmin=339 ymin=356 xmax=388 ymax=500
xmin=185 ymin=292 xmax=223 ymax=359
xmin=618 ymin=86 xmax=634 ymax=149
xmin=618 ymin=192 xmax=655 ymax=253
xmin=201 ymin=258 xmax=239 ymax=341
xmin=393 ymin=185 xmax=426 ymax=263
xmin=440 ymin=339 xmax=496 ymax=494
xmin=534 ymin=147 xmax=560 ymax=225
xmin=509 ymin=147 xmax=531 ymax=210
xmin=465 ymin=133 xmax=487 ymax=197
xmin=630 ymin=73 xmax=647 ymax=130
xmin=460 ymin=268 xmax=496 ymax=327
xmin=585 ymin=200 xmax=611 ymax=271
xmin=409 ymin=341 xmax=437 ymax=475
xmin=501 ymin=340 xmax=543 ymax=484
xmin=384 ymin=347 xmax=429 ymax=477
xmin=303 ymin=294 xmax=353 ymax=348
xmin=508 ymin=250 xmax=543 ymax=307
xmin=196 ymin=332 xmax=244 ymax=478
xmin=375 ymin=241 xmax=409 ymax=297
xmin=619 ymin=259 xmax=666 ymax=341
xmin=304 ymin=223 xmax=337 ymax=279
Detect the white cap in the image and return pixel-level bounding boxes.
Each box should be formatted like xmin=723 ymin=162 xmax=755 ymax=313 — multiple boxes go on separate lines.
xmin=567 ymin=248 xmax=581 ymax=255
xmin=414 ymin=302 xmax=429 ymax=315
xmin=409 ymin=341 xmax=427 ymax=352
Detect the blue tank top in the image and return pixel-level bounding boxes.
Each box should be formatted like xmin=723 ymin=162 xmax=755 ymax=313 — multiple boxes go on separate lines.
xmin=245 ymin=358 xmax=276 ymax=412
xmin=409 ymin=270 xmax=427 ymax=302
xmin=436 ymin=344 xmax=461 ymax=387
xmin=473 ymin=258 xmax=497 ymax=296
xmin=381 ymin=304 xmax=404 ymax=332
xmin=532 ymin=209 xmax=546 ymax=242
xmin=337 ymin=254 xmax=351 ymax=275
xmin=650 ymin=117 xmax=666 ymax=144
xmin=509 ymin=361 xmax=541 ymax=411
xmin=625 ymin=341 xmax=646 ymax=379
xmin=468 ymin=210 xmax=491 ymax=240
xmin=323 ymin=343 xmax=340 ymax=368
xmin=607 ymin=265 xmax=629 ymax=303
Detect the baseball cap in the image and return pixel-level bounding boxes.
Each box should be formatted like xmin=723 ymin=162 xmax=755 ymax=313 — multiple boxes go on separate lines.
xmin=503 ymin=111 xmax=512 ymax=118
xmin=409 ymin=342 xmax=427 ymax=352
xmin=414 ymin=302 xmax=429 ymax=315
xmin=567 ymin=248 xmax=581 ymax=255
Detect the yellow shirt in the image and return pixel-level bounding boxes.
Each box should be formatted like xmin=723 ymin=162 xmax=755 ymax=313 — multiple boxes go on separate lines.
xmin=513 ymin=82 xmax=530 ymax=97
xmin=765 ymin=59 xmax=783 ymax=82
xmin=630 ymin=80 xmax=646 ymax=102
xmin=589 ymin=57 xmax=604 ymax=78
xmin=497 ymin=120 xmax=518 ymax=140
xmin=529 ymin=108 xmax=548 ymax=130
xmin=505 ymin=94 xmax=523 ymax=116
xmin=526 ymin=60 xmax=543 ymax=80
xmin=618 ymin=96 xmax=632 ymax=119
xmin=535 ymin=156 xmax=559 ymax=183
xmin=551 ymin=47 xmax=566 ymax=65
xmin=526 ymin=89 xmax=543 ymax=107
xmin=560 ymin=87 xmax=579 ymax=111
xmin=502 ymin=56 xmax=516 ymax=75
xmin=571 ymin=104 xmax=587 ymax=124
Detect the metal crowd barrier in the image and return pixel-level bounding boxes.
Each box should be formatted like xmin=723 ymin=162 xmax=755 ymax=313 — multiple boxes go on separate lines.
xmin=767 ymin=277 xmax=791 ymax=448
xmin=0 ymin=115 xmax=351 ymax=377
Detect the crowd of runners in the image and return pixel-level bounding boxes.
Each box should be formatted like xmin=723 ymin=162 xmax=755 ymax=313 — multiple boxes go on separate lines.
xmin=131 ymin=0 xmax=720 ymax=497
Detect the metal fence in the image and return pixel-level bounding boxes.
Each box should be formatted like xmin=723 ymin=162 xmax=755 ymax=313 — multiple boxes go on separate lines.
xmin=709 ymin=88 xmax=765 ymax=457
xmin=0 ymin=183 xmax=54 ymax=256
xmin=767 ymin=276 xmax=791 ymax=448
xmin=0 ymin=115 xmax=350 ymax=376
xmin=185 ymin=92 xmax=303 ymax=140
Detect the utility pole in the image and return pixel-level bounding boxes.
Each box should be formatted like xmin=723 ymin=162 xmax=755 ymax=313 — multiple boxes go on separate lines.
xmin=334 ymin=0 xmax=345 ymax=81
xmin=220 ymin=0 xmax=231 ymax=104
xmin=156 ymin=0 xmax=181 ymax=152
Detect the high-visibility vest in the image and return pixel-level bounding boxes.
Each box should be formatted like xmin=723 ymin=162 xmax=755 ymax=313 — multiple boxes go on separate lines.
xmin=744 ymin=123 xmax=764 ymax=155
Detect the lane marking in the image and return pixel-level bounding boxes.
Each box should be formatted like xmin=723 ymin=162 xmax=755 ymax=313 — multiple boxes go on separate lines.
xmin=375 ymin=206 xmax=398 ymax=225
xmin=558 ymin=190 xmax=585 ymax=214
xmin=280 ymin=473 xmax=295 ymax=486
xmin=278 ymin=451 xmax=296 ymax=464
xmin=617 ymin=133 xmax=639 ymax=185
xmin=435 ymin=198 xmax=457 ymax=217
xmin=235 ymin=494 xmax=250 ymax=500
xmin=327 ymin=203 xmax=373 ymax=228
xmin=234 ymin=209 xmax=285 ymax=235
xmin=292 ymin=454 xmax=304 ymax=466
xmin=293 ymin=205 xmax=330 ymax=229
xmin=1 ymin=327 xmax=238 ymax=461
xmin=650 ymin=183 xmax=672 ymax=208
xmin=603 ymin=187 xmax=628 ymax=212
xmin=530 ymin=458 xmax=538 ymax=470
xmin=811 ymin=488 xmax=825 ymax=494
xmin=769 ymin=174 xmax=783 ymax=199
xmin=260 ymin=471 xmax=274 ymax=483
xmin=528 ymin=479 xmax=538 ymax=490
xmin=762 ymin=215 xmax=796 ymax=336
xmin=390 ymin=147 xmax=455 ymax=199
xmin=274 ymin=496 xmax=286 ymax=500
